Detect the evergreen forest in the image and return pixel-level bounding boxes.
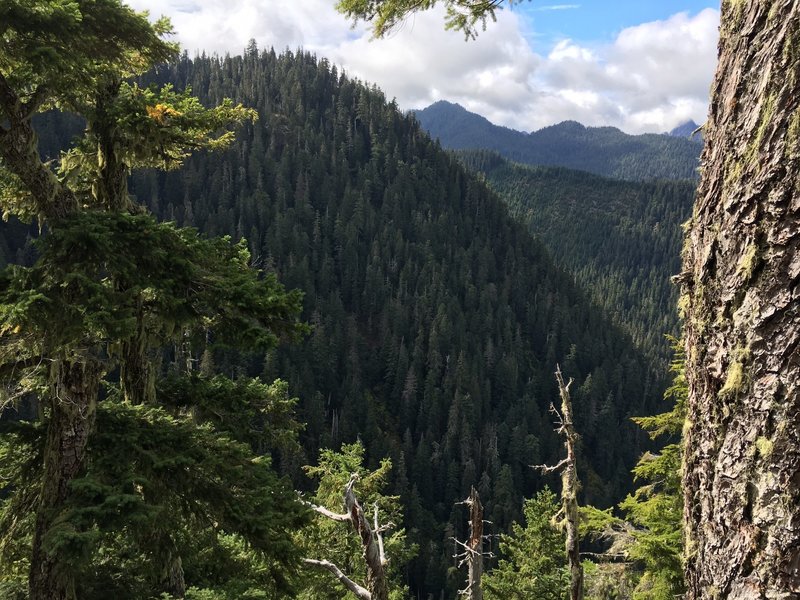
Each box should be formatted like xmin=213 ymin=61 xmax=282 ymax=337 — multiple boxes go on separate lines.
xmin=0 ymin=42 xmax=679 ymax=598
xmin=131 ymin=49 xmax=670 ymax=595
xmin=12 ymin=0 xmax=780 ymax=598
xmin=456 ymin=150 xmax=696 ymax=368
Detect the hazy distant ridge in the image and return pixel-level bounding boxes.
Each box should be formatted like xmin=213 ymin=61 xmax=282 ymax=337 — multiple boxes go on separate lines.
xmin=413 ymin=100 xmax=702 ymax=181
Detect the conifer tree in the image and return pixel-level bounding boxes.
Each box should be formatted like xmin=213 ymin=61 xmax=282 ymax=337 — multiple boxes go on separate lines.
xmin=298 ymin=441 xmax=415 ymax=600
xmin=620 ymin=342 xmax=686 ymax=599
xmin=482 ymin=489 xmax=568 ymax=600
xmin=0 ymin=3 xmax=307 ymax=598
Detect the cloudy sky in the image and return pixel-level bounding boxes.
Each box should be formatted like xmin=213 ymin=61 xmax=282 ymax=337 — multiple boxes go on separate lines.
xmin=124 ymin=0 xmax=720 ymax=134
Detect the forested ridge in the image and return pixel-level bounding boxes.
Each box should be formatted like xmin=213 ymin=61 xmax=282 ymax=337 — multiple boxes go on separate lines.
xmin=414 ymin=100 xmax=703 ymax=181
xmin=456 ymin=150 xmax=696 ymax=368
xmin=2 ymin=48 xmax=669 ymax=597
xmin=132 ymin=49 xmax=666 ymax=594
xmin=6 ymin=0 xmax=800 ymax=597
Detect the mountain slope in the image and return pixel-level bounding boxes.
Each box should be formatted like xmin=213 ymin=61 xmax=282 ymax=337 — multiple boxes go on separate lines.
xmin=17 ymin=50 xmax=665 ymax=598
xmin=137 ymin=51 xmax=668 ymax=596
xmin=458 ymin=150 xmax=695 ymax=368
xmin=414 ymin=100 xmax=702 ymax=181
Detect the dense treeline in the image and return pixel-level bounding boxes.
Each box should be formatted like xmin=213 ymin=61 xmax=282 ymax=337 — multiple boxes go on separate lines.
xmin=133 ymin=49 xmax=666 ymax=595
xmin=5 ymin=48 xmax=666 ymax=597
xmin=458 ymin=150 xmax=695 ymax=368
xmin=414 ymin=100 xmax=702 ymax=181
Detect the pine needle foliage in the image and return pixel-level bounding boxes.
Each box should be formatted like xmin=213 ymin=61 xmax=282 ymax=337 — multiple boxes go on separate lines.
xmin=483 ymin=488 xmax=569 ymax=600
xmin=335 ymin=0 xmax=529 ymax=39
xmin=0 ymin=2 xmax=308 ymax=597
xmin=619 ymin=340 xmax=686 ymax=599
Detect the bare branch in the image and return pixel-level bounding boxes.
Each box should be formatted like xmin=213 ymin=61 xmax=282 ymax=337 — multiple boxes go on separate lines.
xmin=301 ymin=498 xmax=351 ymax=522
xmin=373 ymin=503 xmax=388 ymax=566
xmin=302 ymin=558 xmax=371 ymax=600
xmin=533 ymin=457 xmax=569 ymax=475
xmin=579 ymin=551 xmax=629 ymax=563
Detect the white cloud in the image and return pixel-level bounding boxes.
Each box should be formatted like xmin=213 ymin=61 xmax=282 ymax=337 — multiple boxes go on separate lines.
xmin=125 ymin=1 xmax=719 ymax=134
xmin=127 ymin=0 xmax=355 ymax=55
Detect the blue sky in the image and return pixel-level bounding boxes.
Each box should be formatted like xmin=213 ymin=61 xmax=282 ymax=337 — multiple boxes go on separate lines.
xmin=126 ymin=0 xmax=721 ymax=134
xmin=514 ymin=1 xmax=717 ymax=49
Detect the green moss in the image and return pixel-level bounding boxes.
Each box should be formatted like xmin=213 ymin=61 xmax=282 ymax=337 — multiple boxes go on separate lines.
xmin=719 ymin=349 xmax=750 ymax=399
xmin=723 ymin=155 xmax=744 ymax=192
xmin=722 ymin=0 xmax=748 ymax=36
xmin=738 ymin=243 xmax=759 ymax=280
xmin=682 ymin=415 xmax=693 ymax=440
xmin=755 ymin=436 xmax=773 ymax=458
xmin=690 ymin=283 xmax=709 ymax=335
xmin=786 ymin=110 xmax=800 ymax=160
xmin=781 ymin=13 xmax=800 ymax=70
xmin=745 ymin=93 xmax=777 ymax=167
xmin=678 ymin=293 xmax=691 ymax=319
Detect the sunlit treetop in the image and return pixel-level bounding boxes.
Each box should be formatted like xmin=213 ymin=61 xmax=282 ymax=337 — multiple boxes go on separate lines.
xmin=0 ymin=0 xmax=256 ymax=222
xmin=335 ymin=0 xmax=528 ymax=39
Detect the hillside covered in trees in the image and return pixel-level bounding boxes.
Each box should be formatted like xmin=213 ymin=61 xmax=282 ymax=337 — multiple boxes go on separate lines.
xmin=130 ymin=49 xmax=671 ymax=595
xmin=0 ymin=47 xmax=672 ymax=597
xmin=414 ymin=100 xmax=702 ymax=181
xmin=5 ymin=0 xmax=795 ymax=598
xmin=457 ymin=150 xmax=696 ymax=368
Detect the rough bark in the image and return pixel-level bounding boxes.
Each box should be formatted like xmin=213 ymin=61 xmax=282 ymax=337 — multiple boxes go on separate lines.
xmin=460 ymin=486 xmax=484 ymax=600
xmin=680 ymin=1 xmax=800 ymax=598
xmin=538 ymin=366 xmax=583 ymax=600
xmin=0 ymin=75 xmax=79 ymax=221
xmin=28 ymin=358 xmax=101 ymax=600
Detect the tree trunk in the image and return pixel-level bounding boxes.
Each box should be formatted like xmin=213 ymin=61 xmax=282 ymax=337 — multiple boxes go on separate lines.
xmin=0 ymin=76 xmax=79 ymax=222
xmin=161 ymin=538 xmax=187 ymax=599
xmin=344 ymin=478 xmax=390 ymax=600
xmin=555 ymin=368 xmax=583 ymax=600
xmin=463 ymin=486 xmax=484 ymax=600
xmin=28 ymin=358 xmax=101 ymax=600
xmin=94 ymin=77 xmax=133 ymax=212
xmin=537 ymin=367 xmax=584 ymax=600
xmin=681 ymin=1 xmax=800 ymax=598
xmin=120 ymin=307 xmax=156 ymax=405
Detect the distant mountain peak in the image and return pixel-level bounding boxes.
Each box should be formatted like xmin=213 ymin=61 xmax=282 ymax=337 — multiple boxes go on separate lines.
xmin=548 ymin=120 xmax=586 ymax=131
xmin=414 ymin=100 xmax=703 ymax=181
xmin=427 ymin=99 xmax=463 ymax=110
xmin=669 ymin=120 xmax=703 ymax=142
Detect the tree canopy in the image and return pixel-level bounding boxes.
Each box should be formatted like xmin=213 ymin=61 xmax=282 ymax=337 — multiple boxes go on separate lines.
xmin=0 ymin=3 xmax=307 ymax=599
xmin=336 ymin=0 xmax=527 ymax=38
